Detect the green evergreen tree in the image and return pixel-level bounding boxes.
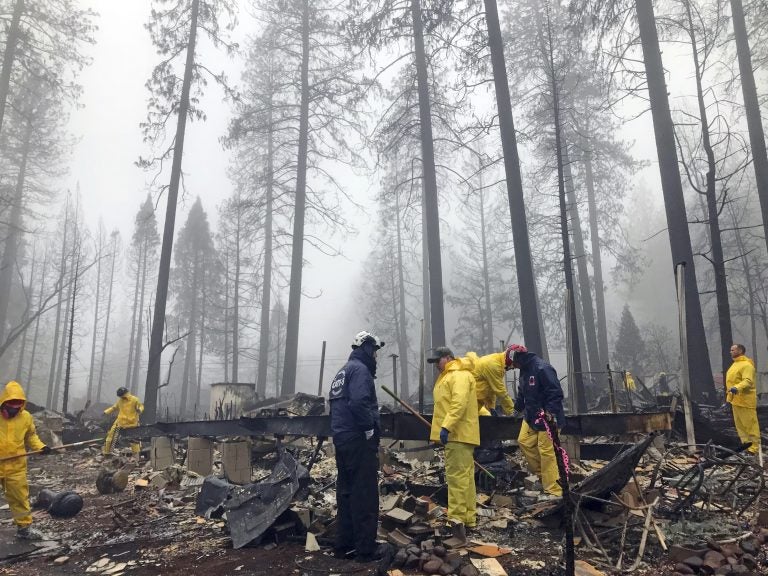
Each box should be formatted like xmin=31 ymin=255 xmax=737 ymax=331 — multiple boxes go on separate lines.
xmin=613 ymin=304 xmax=645 ymax=376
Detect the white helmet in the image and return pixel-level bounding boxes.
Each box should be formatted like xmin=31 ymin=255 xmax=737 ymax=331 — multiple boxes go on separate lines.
xmin=352 ymin=330 xmax=385 ymax=349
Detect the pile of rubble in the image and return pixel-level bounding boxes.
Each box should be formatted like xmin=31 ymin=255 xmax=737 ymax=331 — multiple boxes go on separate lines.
xmin=669 ymin=531 xmax=768 ymax=575
xmin=2 ymin=421 xmax=767 ymax=576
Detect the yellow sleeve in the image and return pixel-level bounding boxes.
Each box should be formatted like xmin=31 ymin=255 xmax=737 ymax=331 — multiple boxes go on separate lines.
xmin=440 ymin=373 xmax=471 ymax=432
xmin=736 ymin=364 xmax=756 ymax=393
xmin=104 ymin=402 xmax=118 ymax=415
xmin=24 ymin=415 xmax=46 ymax=451
xmin=483 ymin=353 xmax=515 ymax=414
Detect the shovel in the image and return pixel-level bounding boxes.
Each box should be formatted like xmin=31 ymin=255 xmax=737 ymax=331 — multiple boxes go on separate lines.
xmin=0 ymin=437 xmax=104 ymax=463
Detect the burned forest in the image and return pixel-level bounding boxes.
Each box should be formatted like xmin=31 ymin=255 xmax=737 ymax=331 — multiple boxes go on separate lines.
xmin=2 ymin=1 xmax=768 ymax=575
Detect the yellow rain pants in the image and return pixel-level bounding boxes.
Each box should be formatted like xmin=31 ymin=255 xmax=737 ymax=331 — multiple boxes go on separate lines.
xmin=103 ymin=421 xmax=140 ymax=455
xmin=518 ymin=420 xmax=562 ymax=496
xmin=0 ymin=472 xmax=32 ymax=527
xmin=445 ymin=441 xmax=476 ymax=527
xmin=732 ymin=405 xmax=761 ymax=454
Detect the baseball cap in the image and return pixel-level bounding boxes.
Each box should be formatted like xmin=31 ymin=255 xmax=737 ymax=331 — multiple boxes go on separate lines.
xmin=426 ymin=346 xmax=454 ymax=364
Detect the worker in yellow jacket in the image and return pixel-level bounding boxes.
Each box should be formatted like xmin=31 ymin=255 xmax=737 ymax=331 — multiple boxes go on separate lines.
xmin=726 ymin=344 xmax=760 ymax=455
xmin=103 ymin=387 xmax=144 ymax=456
xmin=0 ymin=381 xmax=50 ymax=539
xmin=465 ymin=351 xmax=515 ymax=415
xmin=428 ymin=346 xmax=480 ymax=529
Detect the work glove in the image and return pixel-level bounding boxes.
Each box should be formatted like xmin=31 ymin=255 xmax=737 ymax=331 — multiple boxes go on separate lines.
xmin=730 ymin=387 xmax=739 ymax=395
xmin=364 ymin=429 xmax=374 ymax=440
xmin=489 ymin=408 xmax=499 ymax=417
xmin=439 ymin=427 xmax=449 ymax=445
xmin=40 ymin=445 xmax=52 ymax=455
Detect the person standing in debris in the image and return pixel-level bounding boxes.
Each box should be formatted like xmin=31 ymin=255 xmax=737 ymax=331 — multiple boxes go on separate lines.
xmin=726 ymin=344 xmax=761 ymax=456
xmin=508 ymin=344 xmax=566 ymax=498
xmin=428 ymin=346 xmax=480 ymax=533
xmin=103 ymin=387 xmax=144 ymax=456
xmin=0 ymin=380 xmax=51 ymax=540
xmin=328 ymin=331 xmax=388 ymax=563
xmin=464 ymin=350 xmax=515 ymax=415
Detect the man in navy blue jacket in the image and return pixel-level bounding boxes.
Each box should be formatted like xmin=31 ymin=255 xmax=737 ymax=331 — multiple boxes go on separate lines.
xmin=329 ymin=330 xmax=387 ymax=562
xmin=508 ymin=344 xmax=566 ymax=497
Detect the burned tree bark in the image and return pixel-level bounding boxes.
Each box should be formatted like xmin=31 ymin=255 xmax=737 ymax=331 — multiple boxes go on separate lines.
xmin=411 ymin=0 xmax=446 ymax=349
xmin=0 ymin=0 xmax=23 ymax=136
xmin=634 ymin=0 xmax=715 ymax=400
xmin=544 ymin=6 xmax=586 ymax=412
xmin=281 ymin=0 xmax=310 ymax=395
xmin=563 ymin=146 xmax=600 ymax=377
xmin=730 ymin=0 xmax=768 ymax=255
xmin=583 ymin=145 xmax=609 ymax=369
xmin=483 ymin=0 xmax=546 ymax=355
xmin=96 ymin=232 xmax=118 ymax=403
xmin=256 ymin=107 xmax=274 ymax=397
xmin=683 ymin=0 xmax=732 ymax=378
xmin=87 ymin=228 xmax=104 ymax=402
xmin=145 ymin=0 xmax=200 ymax=422
xmin=394 ymin=190 xmax=411 ymax=399
xmin=0 ymin=115 xmax=32 ymax=342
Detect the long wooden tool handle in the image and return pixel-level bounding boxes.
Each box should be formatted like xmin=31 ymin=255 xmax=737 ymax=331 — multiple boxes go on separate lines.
xmin=380 ymin=385 xmax=495 ymax=480
xmin=0 ymin=437 xmax=104 ymax=463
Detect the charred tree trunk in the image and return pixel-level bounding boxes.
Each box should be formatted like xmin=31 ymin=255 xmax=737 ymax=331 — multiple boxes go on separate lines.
xmin=144 ymin=0 xmax=200 ymax=422
xmin=86 ymin=229 xmax=104 ymax=402
xmin=26 ymin=249 xmax=47 ymax=396
xmin=223 ymin=244 xmax=230 ymax=382
xmin=62 ymin=245 xmax=81 ymax=415
xmin=635 ymin=0 xmax=715 ymax=401
xmin=130 ymin=242 xmax=150 ymax=394
xmin=96 ymin=234 xmax=118 ymax=403
xmin=730 ymin=204 xmax=759 ymax=365
xmin=0 ymin=0 xmax=23 ymax=136
xmin=46 ymin=199 xmax=70 ymax=409
xmin=731 ymin=0 xmax=768 ymax=255
xmin=0 ymin=117 xmax=31 ymax=342
xmin=478 ymin=183 xmax=494 ymax=353
xmin=180 ymin=252 xmax=200 ymax=417
xmin=421 ymin=184 xmax=431 ymax=353
xmin=281 ymin=0 xmax=310 ymax=395
xmin=394 ymin=189 xmax=410 ymax=399
xmin=256 ymin=105 xmax=274 ymax=398
xmin=124 ymin=244 xmax=143 ymax=391
xmin=684 ymin=1 xmax=732 ymax=378
xmin=545 ymin=8 xmax=586 ymax=412
xmin=232 ymin=209 xmax=240 ymax=383
xmin=563 ymin=145 xmax=600 ymax=376
xmin=583 ymin=145 xmax=609 ymax=369
xmin=484 ymin=0 xmax=546 ymax=355
xmin=411 ymin=0 xmax=446 ymax=348
xmin=53 ymin=226 xmax=77 ymax=411
xmin=15 ymin=243 xmax=37 ymax=380
xmin=196 ymin=273 xmax=207 ymax=415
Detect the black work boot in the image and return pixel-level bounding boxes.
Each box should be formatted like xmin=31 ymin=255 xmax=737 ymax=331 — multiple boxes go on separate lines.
xmin=354 ymin=543 xmax=392 ymax=563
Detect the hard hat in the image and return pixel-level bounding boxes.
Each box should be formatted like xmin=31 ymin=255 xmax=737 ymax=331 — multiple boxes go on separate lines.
xmin=116 ymin=387 xmax=128 ymax=397
xmin=352 ymin=330 xmax=385 ymax=349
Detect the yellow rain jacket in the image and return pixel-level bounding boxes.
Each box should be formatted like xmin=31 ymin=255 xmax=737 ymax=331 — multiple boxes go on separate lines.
xmin=105 ymin=393 xmax=144 ymax=427
xmin=0 ymin=381 xmax=45 ymax=475
xmin=726 ymin=355 xmax=756 ymax=409
xmin=0 ymin=380 xmax=45 ymax=528
xmin=430 ymin=357 xmax=480 ymax=446
xmin=466 ymin=351 xmax=515 ymax=414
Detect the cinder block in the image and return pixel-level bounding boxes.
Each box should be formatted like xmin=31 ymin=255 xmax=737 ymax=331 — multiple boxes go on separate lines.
xmin=150 ymin=437 xmax=175 ymax=470
xmin=186 ymin=437 xmax=213 ymax=475
xmin=221 ymin=440 xmax=251 ymax=484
